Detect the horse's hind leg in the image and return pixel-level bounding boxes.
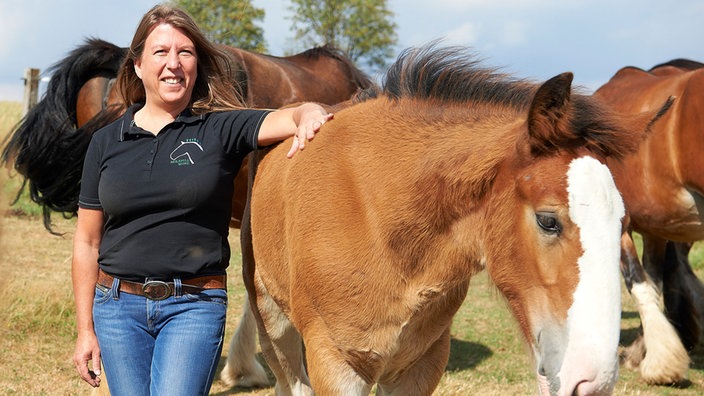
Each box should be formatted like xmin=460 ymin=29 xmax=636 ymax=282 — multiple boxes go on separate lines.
xmin=239 ymin=174 xmax=309 ymax=395
xmin=623 ymin=234 xmax=689 ymax=384
xmin=220 ymin=292 xmax=270 ymax=388
xmin=376 ymin=327 xmax=450 ymax=396
xmin=253 ymin=273 xmax=312 ymax=396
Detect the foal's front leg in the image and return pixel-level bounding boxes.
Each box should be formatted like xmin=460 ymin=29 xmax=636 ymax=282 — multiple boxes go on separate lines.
xmin=375 ymin=326 xmax=450 ymax=396
xmin=303 ymin=323 xmax=374 ymax=396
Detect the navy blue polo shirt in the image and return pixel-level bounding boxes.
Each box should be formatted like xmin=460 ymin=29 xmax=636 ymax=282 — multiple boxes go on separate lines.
xmin=78 ymin=104 xmax=271 ymax=281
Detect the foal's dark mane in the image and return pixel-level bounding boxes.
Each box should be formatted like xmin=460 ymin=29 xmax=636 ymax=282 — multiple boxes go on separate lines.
xmin=380 ymin=45 xmax=536 ymax=109
xmin=357 ymin=43 xmax=668 ymax=160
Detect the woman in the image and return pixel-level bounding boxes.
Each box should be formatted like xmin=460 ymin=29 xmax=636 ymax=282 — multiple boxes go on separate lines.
xmin=71 ymin=4 xmax=332 ymax=395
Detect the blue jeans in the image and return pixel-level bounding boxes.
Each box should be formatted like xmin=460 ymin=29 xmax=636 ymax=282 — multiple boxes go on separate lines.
xmin=93 ymin=277 xmax=227 ymax=396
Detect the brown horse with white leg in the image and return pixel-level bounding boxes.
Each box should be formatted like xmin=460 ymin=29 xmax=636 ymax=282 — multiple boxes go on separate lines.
xmin=1 ymin=37 xmax=372 ymax=390
xmin=594 ymin=59 xmax=704 ymax=385
xmin=242 ymin=44 xmax=666 ymax=395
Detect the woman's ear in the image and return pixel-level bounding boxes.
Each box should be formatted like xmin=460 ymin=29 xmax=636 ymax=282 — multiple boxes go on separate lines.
xmin=134 ymin=59 xmax=143 ymax=80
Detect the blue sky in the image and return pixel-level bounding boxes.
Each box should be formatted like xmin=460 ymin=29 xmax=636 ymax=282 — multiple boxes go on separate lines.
xmin=1 ymin=0 xmax=702 ymax=101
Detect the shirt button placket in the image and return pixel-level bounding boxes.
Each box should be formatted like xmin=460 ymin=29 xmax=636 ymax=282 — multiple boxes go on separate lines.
xmin=147 ymin=138 xmax=158 ymax=167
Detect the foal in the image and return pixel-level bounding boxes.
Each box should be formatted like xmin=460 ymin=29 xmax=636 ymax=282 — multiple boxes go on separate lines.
xmin=243 ymin=45 xmax=665 ymax=395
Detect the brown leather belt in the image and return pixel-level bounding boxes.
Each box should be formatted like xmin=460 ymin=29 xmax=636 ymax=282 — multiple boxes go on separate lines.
xmin=97 ymin=269 xmax=226 ymax=301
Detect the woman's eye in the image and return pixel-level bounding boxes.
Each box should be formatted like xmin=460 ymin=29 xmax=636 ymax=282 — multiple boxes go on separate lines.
xmin=536 ymin=213 xmax=561 ymax=235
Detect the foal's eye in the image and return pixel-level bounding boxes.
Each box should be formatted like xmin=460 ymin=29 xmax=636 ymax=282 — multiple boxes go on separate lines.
xmin=536 ymin=213 xmax=561 ymax=235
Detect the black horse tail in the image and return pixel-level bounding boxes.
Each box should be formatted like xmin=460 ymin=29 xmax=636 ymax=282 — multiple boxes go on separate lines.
xmin=1 ymin=38 xmax=126 ymax=233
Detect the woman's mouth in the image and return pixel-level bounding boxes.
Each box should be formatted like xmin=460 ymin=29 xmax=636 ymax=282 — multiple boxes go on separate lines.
xmin=163 ymin=77 xmax=182 ymax=85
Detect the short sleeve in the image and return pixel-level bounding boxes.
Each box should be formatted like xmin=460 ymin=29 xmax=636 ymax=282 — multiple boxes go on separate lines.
xmin=77 ymin=134 xmax=103 ymax=210
xmin=213 ymin=109 xmax=272 ymax=158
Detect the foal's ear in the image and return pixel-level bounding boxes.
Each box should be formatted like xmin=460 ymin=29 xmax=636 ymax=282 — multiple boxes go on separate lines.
xmin=526 ymin=72 xmax=574 ymax=156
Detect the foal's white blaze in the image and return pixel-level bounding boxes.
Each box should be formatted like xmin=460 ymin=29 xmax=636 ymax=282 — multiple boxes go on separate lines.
xmin=557 ymin=156 xmax=624 ymax=395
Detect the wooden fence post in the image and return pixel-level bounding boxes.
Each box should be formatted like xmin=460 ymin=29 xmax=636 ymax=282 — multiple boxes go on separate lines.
xmin=22 ymin=68 xmax=40 ymax=116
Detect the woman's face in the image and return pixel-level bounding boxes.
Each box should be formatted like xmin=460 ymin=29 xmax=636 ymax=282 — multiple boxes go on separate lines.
xmin=134 ymin=23 xmax=198 ymax=113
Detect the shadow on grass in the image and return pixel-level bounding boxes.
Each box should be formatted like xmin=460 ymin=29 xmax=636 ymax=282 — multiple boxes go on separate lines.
xmin=446 ymin=337 xmax=492 ymax=371
xmin=619 ymin=326 xmax=642 ymax=347
xmin=212 ymin=338 xmax=493 ymax=394
xmin=621 ymin=310 xmax=639 ymax=320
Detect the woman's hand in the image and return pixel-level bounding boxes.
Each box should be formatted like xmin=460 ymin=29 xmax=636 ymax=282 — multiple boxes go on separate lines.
xmin=73 ymin=330 xmax=102 ymax=387
xmin=258 ymin=102 xmax=334 ymax=157
xmin=287 ymin=106 xmax=334 ymax=158
xmin=71 ymin=208 xmax=104 ymax=388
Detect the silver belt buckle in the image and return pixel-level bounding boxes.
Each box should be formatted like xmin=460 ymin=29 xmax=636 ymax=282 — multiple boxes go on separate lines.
xmin=142 ymin=280 xmax=171 ymax=300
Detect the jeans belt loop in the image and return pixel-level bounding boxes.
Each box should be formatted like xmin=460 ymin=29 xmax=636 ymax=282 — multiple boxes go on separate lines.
xmin=174 ymin=277 xmax=183 ymax=298
xmin=110 ymin=277 xmax=120 ymax=300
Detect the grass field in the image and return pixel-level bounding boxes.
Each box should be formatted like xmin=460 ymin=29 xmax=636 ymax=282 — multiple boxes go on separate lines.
xmin=1 ymin=101 xmax=703 ymax=395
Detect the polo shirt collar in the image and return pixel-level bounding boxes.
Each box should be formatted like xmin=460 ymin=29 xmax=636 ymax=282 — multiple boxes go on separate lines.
xmin=118 ymin=103 xmax=205 ymax=141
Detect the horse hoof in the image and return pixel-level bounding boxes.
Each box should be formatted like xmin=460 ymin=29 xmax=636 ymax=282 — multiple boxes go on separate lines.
xmin=638 ymin=340 xmax=690 ymax=385
xmin=220 ymin=361 xmax=271 ymax=388
xmin=640 ymin=357 xmax=689 ymax=385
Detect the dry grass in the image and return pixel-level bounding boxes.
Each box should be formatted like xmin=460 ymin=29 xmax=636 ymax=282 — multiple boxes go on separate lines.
xmin=1 ymin=215 xmax=703 ymax=395
xmin=1 ymin=101 xmax=704 ymax=395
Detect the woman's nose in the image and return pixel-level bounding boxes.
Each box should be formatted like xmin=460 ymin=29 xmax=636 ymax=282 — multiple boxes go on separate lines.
xmin=166 ymin=51 xmax=180 ymax=69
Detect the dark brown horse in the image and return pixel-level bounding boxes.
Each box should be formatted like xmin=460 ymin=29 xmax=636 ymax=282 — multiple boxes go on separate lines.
xmin=242 ymin=44 xmax=669 ymax=395
xmin=595 ymin=59 xmax=704 ymax=384
xmin=1 ymin=37 xmax=372 ymax=389
xmin=2 ymin=38 xmax=372 ymax=231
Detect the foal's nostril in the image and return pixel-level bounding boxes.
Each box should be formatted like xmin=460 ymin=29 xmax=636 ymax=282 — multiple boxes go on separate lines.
xmin=573 ymin=378 xmax=609 ymax=396
xmin=572 ymin=380 xmax=587 ymax=396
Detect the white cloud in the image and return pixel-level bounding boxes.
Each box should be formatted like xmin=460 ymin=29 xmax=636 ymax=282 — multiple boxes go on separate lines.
xmin=444 ymin=22 xmax=482 ymax=46
xmin=498 ymin=20 xmax=528 ymax=46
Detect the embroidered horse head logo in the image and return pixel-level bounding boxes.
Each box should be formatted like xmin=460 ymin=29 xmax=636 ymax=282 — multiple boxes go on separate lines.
xmin=170 ymin=140 xmax=204 ymax=165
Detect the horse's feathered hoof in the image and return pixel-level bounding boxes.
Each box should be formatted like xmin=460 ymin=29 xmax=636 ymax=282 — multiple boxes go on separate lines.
xmin=639 ymin=343 xmax=690 ymax=385
xmin=620 ymin=325 xmax=690 ymax=385
xmin=220 ymin=359 xmax=270 ymax=388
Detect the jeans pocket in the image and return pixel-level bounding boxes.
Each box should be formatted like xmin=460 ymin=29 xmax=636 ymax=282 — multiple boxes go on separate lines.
xmin=183 ymin=288 xmax=228 ymax=305
xmin=94 ymin=284 xmax=113 ymax=305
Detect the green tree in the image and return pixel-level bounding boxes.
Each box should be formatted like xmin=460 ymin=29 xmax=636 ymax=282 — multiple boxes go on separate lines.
xmin=170 ymin=0 xmax=267 ymax=52
xmin=287 ymin=0 xmax=398 ymax=72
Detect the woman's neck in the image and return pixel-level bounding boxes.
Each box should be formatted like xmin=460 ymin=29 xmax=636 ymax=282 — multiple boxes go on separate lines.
xmin=133 ymin=103 xmax=185 ymax=135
